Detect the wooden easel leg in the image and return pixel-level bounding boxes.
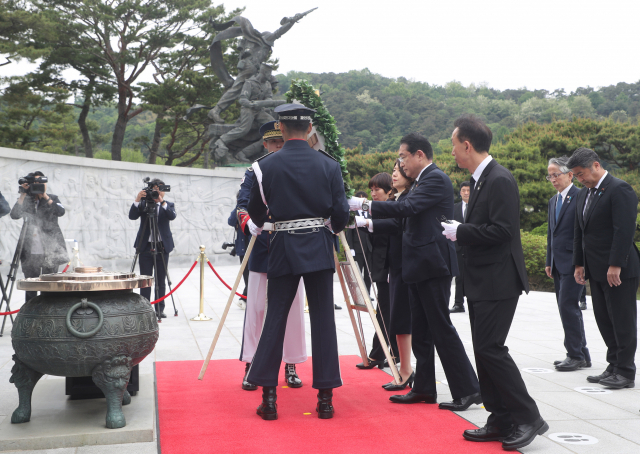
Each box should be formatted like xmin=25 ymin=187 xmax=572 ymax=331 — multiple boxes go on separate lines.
xmin=198 ymin=235 xmax=256 ymax=380
xmin=334 ymin=252 xmax=369 ymax=367
xmin=338 ymin=232 xmax=401 ymax=384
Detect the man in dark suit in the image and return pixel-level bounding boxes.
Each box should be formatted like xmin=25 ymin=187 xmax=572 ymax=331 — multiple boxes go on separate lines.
xmin=569 ymin=147 xmax=639 ymax=389
xmin=443 ymin=115 xmax=547 ymax=451
xmin=246 ymin=104 xmax=350 ymax=420
xmin=349 ymin=133 xmax=481 ymax=411
xmin=544 ymin=156 xmax=591 ymax=371
xmin=129 ymin=179 xmax=176 ymax=318
xmin=450 ymin=181 xmax=470 ymax=313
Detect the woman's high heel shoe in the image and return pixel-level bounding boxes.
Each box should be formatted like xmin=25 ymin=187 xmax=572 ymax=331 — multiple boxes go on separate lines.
xmin=382 ymin=371 xmax=415 ymax=391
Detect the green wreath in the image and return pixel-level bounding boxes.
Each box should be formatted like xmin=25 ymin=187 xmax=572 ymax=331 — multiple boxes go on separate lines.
xmin=285 ymin=79 xmax=354 ymax=198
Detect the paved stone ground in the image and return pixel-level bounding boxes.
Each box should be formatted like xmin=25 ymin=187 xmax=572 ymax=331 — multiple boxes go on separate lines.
xmin=1 ymin=264 xmax=639 ymax=453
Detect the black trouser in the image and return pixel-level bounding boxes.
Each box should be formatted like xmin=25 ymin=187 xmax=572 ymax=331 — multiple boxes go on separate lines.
xmin=247 ymin=269 xmax=342 ymax=389
xmin=238 ymin=255 xmax=249 ymax=299
xmin=469 ymin=296 xmax=540 ymax=427
xmin=454 ymin=252 xmax=465 ymax=306
xmin=369 ymin=281 xmax=398 ymax=361
xmin=22 ymin=255 xmax=59 ymax=303
xmin=354 ymin=253 xmax=372 ymax=296
xmin=139 ymin=243 xmax=169 ymax=315
xmin=589 ymin=277 xmax=638 ymax=380
xmin=408 ymin=276 xmax=480 ymax=399
xmin=553 ymin=269 xmax=590 ymax=361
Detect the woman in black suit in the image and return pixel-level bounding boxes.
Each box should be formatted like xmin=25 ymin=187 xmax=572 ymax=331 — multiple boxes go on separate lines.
xmin=360 ymin=162 xmax=415 ymax=389
xmin=355 ymin=173 xmax=398 ymax=369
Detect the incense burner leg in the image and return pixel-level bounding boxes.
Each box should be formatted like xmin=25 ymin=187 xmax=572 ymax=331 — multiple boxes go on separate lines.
xmin=10 ymin=355 xmax=44 ymax=424
xmin=92 ymin=355 xmax=132 ymax=429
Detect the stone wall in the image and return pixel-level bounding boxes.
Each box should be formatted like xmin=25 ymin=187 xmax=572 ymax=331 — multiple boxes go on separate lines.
xmin=0 ymin=147 xmax=246 ymax=270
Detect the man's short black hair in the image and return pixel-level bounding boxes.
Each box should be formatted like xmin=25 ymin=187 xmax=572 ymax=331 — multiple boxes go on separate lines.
xmin=150 ymin=178 xmax=165 ymax=187
xmin=354 ymin=190 xmax=368 ymax=198
xmin=453 ymin=114 xmax=493 ymax=153
xmin=567 ymin=147 xmax=600 ymax=169
xmin=460 ymin=181 xmax=471 ymax=189
xmin=400 ymin=132 xmax=433 ymax=160
xmin=34 ymin=171 xmax=45 ymax=177
xmin=280 ymin=120 xmax=310 ymax=133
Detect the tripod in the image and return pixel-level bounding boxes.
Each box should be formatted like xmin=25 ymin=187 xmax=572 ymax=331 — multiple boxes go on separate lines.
xmin=130 ymin=200 xmax=178 ymax=320
xmin=0 ymin=218 xmax=30 ymax=337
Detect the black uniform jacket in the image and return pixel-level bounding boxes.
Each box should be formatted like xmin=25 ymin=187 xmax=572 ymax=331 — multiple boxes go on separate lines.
xmin=247 ymin=139 xmax=350 ymax=279
xmin=372 ymin=191 xmax=409 ymax=271
xmin=456 ymin=159 xmax=529 ymax=301
xmin=546 ymin=184 xmax=579 ymax=276
xmin=10 ymin=194 xmax=68 ymax=266
xmin=129 ymin=200 xmax=177 ymax=254
xmin=573 ymin=173 xmax=640 ymax=282
xmin=370 ymin=164 xmax=458 ymax=285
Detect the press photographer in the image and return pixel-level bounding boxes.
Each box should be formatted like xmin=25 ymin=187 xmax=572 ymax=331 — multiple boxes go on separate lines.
xmin=10 ymin=171 xmax=67 ymax=303
xmin=129 ymin=178 xmax=176 ymax=318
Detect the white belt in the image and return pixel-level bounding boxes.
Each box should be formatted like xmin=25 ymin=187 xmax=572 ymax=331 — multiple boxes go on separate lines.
xmin=263 ymin=217 xmax=325 ymax=232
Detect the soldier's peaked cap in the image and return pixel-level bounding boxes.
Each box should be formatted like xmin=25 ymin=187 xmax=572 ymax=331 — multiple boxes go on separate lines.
xmin=274 ymin=103 xmax=316 ymax=121
xmin=259 ymin=121 xmax=282 ymax=140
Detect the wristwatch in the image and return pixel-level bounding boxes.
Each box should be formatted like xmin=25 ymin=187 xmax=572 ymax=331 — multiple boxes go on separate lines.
xmin=362 ymin=200 xmax=370 ymax=212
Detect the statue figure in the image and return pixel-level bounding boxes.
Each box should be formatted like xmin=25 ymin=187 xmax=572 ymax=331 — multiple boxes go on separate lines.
xmin=203 ymin=9 xmax=316 ymax=165
xmin=207 ymin=9 xmax=317 ymax=123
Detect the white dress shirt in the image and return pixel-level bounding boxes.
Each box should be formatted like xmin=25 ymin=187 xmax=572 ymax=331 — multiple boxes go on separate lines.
xmin=583 ymin=171 xmax=608 ymax=216
xmin=471 ymin=155 xmax=493 ymax=183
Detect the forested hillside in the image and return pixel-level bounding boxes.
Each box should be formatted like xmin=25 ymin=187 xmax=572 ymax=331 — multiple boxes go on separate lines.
xmin=276 ymin=69 xmax=640 ymax=152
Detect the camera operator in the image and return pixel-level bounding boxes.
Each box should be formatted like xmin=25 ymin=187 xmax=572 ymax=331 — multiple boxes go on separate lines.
xmin=129 ymin=178 xmax=176 ymax=318
xmin=10 ymin=171 xmax=67 ymax=303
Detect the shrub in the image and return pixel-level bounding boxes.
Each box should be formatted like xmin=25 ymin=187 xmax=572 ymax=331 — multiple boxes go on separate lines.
xmin=94 ymin=150 xmax=111 ymax=160
xmin=530 ymin=222 xmax=548 ymax=236
xmin=520 ymin=230 xmax=554 ymax=291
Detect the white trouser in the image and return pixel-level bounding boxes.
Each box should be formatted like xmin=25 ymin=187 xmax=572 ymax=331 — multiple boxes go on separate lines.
xmin=240 ymin=271 xmax=308 ymax=364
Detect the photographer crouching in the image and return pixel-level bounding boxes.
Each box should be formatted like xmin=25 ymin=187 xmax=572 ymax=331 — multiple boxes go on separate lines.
xmin=10 ymin=171 xmax=67 ymax=303
xmin=129 ymin=178 xmax=176 ymax=318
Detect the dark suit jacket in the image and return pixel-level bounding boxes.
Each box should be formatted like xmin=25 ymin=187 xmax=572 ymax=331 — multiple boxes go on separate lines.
xmin=129 ymin=200 xmax=176 ymax=253
xmin=546 ymin=185 xmax=579 ymax=275
xmin=457 ymin=159 xmax=529 ymax=301
xmin=373 ymin=191 xmax=409 ymax=271
xmin=370 ymin=164 xmax=458 ymax=284
xmin=573 ymin=173 xmax=640 ymax=282
xmin=344 ymin=224 xmax=372 ymax=257
xmin=248 ymin=139 xmax=350 ymax=279
xmin=10 ymin=194 xmax=68 ymax=266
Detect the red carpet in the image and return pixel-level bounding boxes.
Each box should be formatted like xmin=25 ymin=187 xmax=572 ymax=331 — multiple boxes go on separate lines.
xmin=156 ymin=356 xmax=503 ymax=454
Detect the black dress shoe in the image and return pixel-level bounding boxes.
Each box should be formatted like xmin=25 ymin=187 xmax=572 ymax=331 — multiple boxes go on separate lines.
xmin=555 ymin=357 xmax=587 ymax=371
xmin=383 ymin=371 xmax=414 ymax=391
xmin=316 ymin=389 xmax=334 ymax=419
xmin=160 ymin=311 xmax=167 ymax=318
xmin=502 ymin=418 xmax=549 ymax=451
xmin=284 ymin=363 xmax=303 ymax=388
xmin=580 ymin=301 xmax=587 ymax=310
xmin=356 ymin=358 xmax=384 ymax=369
xmin=463 ymin=425 xmax=514 ymax=442
xmin=256 ymin=387 xmax=278 ymax=420
xmin=242 ymin=363 xmax=258 ymax=391
xmin=449 ymin=305 xmax=465 ymax=313
xmin=587 ymin=370 xmax=614 ymax=383
xmin=438 ymin=392 xmax=482 ymax=411
xmin=334 ymin=303 xmax=342 ymax=310
xmin=389 ymin=391 xmax=437 ymax=404
xmin=599 ymin=373 xmax=635 ymax=389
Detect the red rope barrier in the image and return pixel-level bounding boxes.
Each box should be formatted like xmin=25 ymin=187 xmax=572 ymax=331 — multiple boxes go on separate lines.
xmin=207 ymin=261 xmax=247 ymax=299
xmin=148 ymin=260 xmax=199 ymax=305
xmin=62 ymin=263 xmax=70 ymax=273
xmin=0 ymin=308 xmax=20 ymax=316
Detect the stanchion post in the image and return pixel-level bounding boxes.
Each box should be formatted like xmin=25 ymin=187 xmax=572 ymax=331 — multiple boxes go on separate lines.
xmin=191 ymin=245 xmax=212 ymax=321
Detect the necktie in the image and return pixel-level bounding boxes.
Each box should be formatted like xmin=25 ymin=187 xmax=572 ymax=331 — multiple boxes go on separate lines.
xmin=555 ymin=194 xmax=562 ymax=222
xmin=469 ymin=176 xmax=476 ymax=192
xmin=583 ymin=187 xmax=597 ymax=217
xmin=463 ymin=203 xmax=466 ymax=221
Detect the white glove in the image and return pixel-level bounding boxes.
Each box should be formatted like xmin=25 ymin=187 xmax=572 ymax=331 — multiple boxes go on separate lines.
xmin=355 ymin=215 xmax=367 ymax=228
xmin=348 ymin=197 xmax=366 ymax=211
xmin=248 ymin=219 xmax=263 ymax=237
xmin=441 ymin=220 xmax=461 ymax=242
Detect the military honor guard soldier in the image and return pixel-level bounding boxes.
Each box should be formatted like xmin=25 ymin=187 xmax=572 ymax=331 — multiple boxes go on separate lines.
xmin=246 ymin=104 xmax=350 ymax=420
xmin=235 ymin=121 xmax=307 ymax=391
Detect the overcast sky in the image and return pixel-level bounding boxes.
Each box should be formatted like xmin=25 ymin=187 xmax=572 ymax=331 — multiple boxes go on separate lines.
xmin=4 ymin=0 xmax=639 ymax=93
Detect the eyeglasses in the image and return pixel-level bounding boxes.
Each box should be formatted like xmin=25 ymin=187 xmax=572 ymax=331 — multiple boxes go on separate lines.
xmin=545 ymin=172 xmax=567 ymax=181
